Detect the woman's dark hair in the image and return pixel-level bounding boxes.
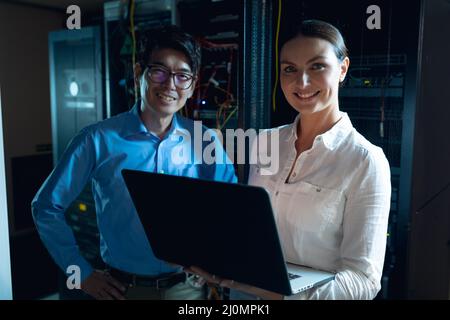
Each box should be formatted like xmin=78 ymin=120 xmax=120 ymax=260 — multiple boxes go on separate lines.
xmin=283 ymin=19 xmax=348 ymax=61
xmin=138 ymin=25 xmax=201 ymax=75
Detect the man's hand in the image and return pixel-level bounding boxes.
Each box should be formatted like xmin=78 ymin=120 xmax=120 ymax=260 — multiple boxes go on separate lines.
xmin=81 ymin=270 xmax=127 ymax=300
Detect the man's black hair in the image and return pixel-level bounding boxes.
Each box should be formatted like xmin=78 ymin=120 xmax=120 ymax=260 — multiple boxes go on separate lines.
xmin=137 ymin=25 xmax=201 ymax=75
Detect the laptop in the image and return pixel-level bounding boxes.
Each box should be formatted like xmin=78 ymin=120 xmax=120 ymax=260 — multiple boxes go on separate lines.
xmin=122 ymin=169 xmax=335 ymax=296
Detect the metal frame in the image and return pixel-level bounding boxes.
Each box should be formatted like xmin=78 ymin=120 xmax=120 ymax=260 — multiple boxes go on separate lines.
xmin=0 ymin=86 xmax=13 ymax=300
xmin=48 ymin=26 xmax=103 ymax=164
xmin=241 ymin=0 xmax=272 ymax=130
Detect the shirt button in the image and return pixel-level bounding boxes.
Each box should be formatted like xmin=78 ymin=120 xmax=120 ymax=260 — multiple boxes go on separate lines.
xmin=275 ymin=191 xmax=279 ymax=196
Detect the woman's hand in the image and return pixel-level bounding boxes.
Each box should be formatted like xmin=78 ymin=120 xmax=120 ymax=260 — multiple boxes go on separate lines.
xmin=186 ymin=266 xmax=284 ymax=300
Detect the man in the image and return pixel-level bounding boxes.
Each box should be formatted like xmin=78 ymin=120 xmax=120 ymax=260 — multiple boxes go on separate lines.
xmin=32 ymin=25 xmax=236 ymax=300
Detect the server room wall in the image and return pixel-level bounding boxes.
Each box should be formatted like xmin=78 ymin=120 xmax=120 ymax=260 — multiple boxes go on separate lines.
xmin=0 ymin=2 xmax=67 ymax=299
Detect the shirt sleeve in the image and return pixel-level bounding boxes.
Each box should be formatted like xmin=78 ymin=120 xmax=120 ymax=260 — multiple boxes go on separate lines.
xmin=286 ymin=147 xmax=391 ymax=300
xmin=31 ymin=127 xmax=97 ymax=282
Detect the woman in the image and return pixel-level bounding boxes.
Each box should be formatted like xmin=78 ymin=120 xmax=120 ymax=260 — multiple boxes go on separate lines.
xmin=191 ymin=19 xmax=391 ymax=300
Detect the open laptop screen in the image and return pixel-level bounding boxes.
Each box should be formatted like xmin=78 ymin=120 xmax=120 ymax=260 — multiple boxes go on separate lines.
xmin=122 ymin=169 xmax=293 ymax=295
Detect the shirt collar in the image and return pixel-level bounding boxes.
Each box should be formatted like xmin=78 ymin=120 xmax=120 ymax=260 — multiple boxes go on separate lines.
xmin=120 ymin=103 xmax=148 ymax=137
xmin=287 ymin=113 xmax=301 ymax=141
xmin=121 ymin=102 xmax=189 ymax=139
xmin=287 ymin=111 xmax=353 ymax=151
xmin=320 ymin=112 xmax=353 ymax=150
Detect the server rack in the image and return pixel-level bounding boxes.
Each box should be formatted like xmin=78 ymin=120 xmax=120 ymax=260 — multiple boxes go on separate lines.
xmin=405 ymin=0 xmax=450 ymax=299
xmin=48 ymin=26 xmax=104 ymax=299
xmin=104 ymin=0 xmax=176 ymax=117
xmin=104 ymin=0 xmax=272 ymax=179
xmin=104 ymin=0 xmax=272 ymax=129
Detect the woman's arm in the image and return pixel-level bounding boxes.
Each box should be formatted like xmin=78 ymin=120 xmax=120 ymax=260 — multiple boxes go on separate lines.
xmin=287 ymin=147 xmax=391 ymax=300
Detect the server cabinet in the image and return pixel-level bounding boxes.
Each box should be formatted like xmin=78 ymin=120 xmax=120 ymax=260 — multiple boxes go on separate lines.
xmin=49 ymin=26 xmax=103 ymax=164
xmin=49 ymin=26 xmax=104 ymax=299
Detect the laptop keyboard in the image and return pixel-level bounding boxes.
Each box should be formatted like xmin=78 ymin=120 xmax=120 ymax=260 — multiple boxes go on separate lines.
xmin=288 ymin=272 xmax=301 ymax=280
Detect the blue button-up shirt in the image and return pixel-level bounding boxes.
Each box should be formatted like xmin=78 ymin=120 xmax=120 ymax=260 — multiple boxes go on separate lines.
xmin=32 ymin=105 xmax=237 ymax=281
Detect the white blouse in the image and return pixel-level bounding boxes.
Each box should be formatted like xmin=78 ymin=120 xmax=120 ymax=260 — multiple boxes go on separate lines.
xmin=248 ymin=112 xmax=391 ymax=300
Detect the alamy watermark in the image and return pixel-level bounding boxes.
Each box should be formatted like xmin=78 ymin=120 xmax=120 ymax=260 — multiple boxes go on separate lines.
xmin=66 ymin=265 xmax=81 ymax=289
xmin=66 ymin=5 xmax=381 ymax=31
xmin=66 ymin=5 xmax=81 ymax=30
xmin=170 ymin=121 xmax=280 ymax=175
xmin=367 ymin=5 xmax=381 ymax=30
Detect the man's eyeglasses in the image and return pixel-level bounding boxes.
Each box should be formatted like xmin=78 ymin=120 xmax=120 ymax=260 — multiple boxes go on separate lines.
xmin=146 ymin=64 xmax=195 ymax=90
